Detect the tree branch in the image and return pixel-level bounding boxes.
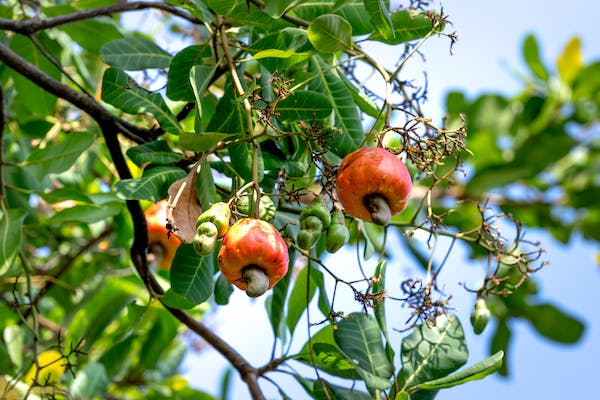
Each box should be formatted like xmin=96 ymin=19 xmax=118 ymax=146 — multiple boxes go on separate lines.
xmin=0 ymin=1 xmax=202 ymax=34
xmin=99 ymin=122 xmax=266 ymax=400
xmin=0 ymin=40 xmax=149 ymax=143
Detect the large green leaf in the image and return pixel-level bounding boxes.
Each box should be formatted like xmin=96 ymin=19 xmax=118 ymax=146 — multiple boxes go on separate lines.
xmin=206 ymin=86 xmax=247 ymax=134
xmin=3 ymin=325 xmax=25 ymax=369
xmin=23 ymin=132 xmax=95 ymax=180
xmin=228 ymin=141 xmax=264 ymax=182
xmin=114 ymin=165 xmax=187 ymax=202
xmin=372 ymin=260 xmax=394 ymax=364
xmin=43 ymin=4 xmax=122 ymax=53
xmin=166 ymin=44 xmax=213 ymax=102
xmin=101 ymin=67 xmax=183 ymax=134
xmin=370 ymin=10 xmax=443 ymax=45
xmin=414 ymin=351 xmax=504 ymax=391
xmin=68 ymin=278 xmax=140 ymax=350
xmin=266 ymin=251 xmax=293 ymax=341
xmin=45 ymin=202 xmax=122 ymax=225
xmin=309 ymin=57 xmax=364 ymax=157
xmin=126 ymin=140 xmax=184 ymax=167
xmin=293 ymin=0 xmax=373 ymax=36
xmin=286 ymin=262 xmax=319 ymax=335
xmin=363 ymin=0 xmax=394 ymax=41
xmin=249 ymin=27 xmax=311 ymax=71
xmin=399 ymin=314 xmax=468 ymax=390
xmin=0 ymin=209 xmax=28 ymax=276
xmin=196 ymin=159 xmax=217 ymax=211
xmin=308 ymin=14 xmax=353 ymax=53
xmin=334 ymin=312 xmax=394 ymax=390
xmin=170 ymin=245 xmax=214 ymax=305
xmin=9 ymin=34 xmax=60 ymax=115
xmin=276 ymin=90 xmax=333 ymax=121
xmin=296 ymin=323 xmax=361 ymax=380
xmin=524 ymin=303 xmax=585 ymax=343
xmin=100 ymin=37 xmax=172 ymax=70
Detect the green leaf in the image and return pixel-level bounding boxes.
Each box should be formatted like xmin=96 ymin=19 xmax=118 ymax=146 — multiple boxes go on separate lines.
xmin=126 ymin=140 xmax=184 ymax=167
xmin=296 ymin=323 xmax=361 ymax=380
xmin=9 ymin=34 xmax=60 ymax=115
xmin=68 ymin=278 xmax=139 ymax=350
xmin=248 ymin=49 xmax=313 ymax=65
xmin=196 ymin=159 xmax=217 ymax=211
xmin=228 ymin=141 xmax=264 ymax=182
xmin=334 ymin=312 xmax=394 ymax=389
xmin=204 ymin=0 xmax=237 ymax=15
xmin=0 ymin=209 xmax=27 ymax=276
xmin=213 ymin=273 xmax=234 ymax=305
xmin=415 ymin=351 xmax=504 ymax=391
xmin=308 ymin=14 xmax=353 ymax=53
xmin=114 ymin=165 xmax=187 ymax=202
xmin=524 ymin=303 xmax=585 ymax=343
xmin=180 ymin=132 xmax=237 ymax=153
xmin=338 ymin=72 xmax=381 ymax=118
xmin=276 ymin=90 xmax=333 ymax=121
xmin=170 ymin=245 xmax=214 ymax=305
xmin=206 ymin=86 xmax=247 ymax=134
xmin=43 ymin=4 xmax=123 ymax=53
xmin=370 ymin=10 xmax=443 ymax=45
xmin=161 ymin=288 xmax=198 ymax=310
xmin=23 ymin=132 xmax=96 ymax=180
xmin=399 ymin=314 xmax=468 ymax=390
xmin=45 ymin=202 xmax=122 ymax=225
xmin=372 ymin=260 xmax=394 ymax=363
xmin=287 ymin=262 xmax=318 ymax=335
xmin=190 ymin=64 xmax=219 ymax=124
xmin=70 ymin=363 xmax=109 ymax=399
xmin=248 ymin=28 xmax=311 ymax=71
xmin=363 ymin=0 xmax=394 ymax=41
xmin=100 ymin=37 xmax=172 ymax=70
xmin=3 ymin=325 xmax=25 ymax=369
xmin=309 ymin=57 xmax=364 ymax=157
xmin=101 ymin=68 xmax=183 ymax=134
xmin=523 ymin=34 xmax=549 ymax=81
xmin=166 ymin=44 xmax=213 ymax=102
xmin=294 ymin=0 xmax=373 ymax=36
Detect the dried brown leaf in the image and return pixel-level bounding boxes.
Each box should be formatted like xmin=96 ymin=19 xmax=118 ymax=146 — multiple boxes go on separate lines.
xmin=167 ymin=164 xmax=203 ymax=243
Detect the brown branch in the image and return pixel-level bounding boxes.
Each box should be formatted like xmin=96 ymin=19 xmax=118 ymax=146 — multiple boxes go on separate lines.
xmin=0 ymin=40 xmax=150 ymax=144
xmin=100 ymin=122 xmax=266 ymax=400
xmin=0 ymin=1 xmax=202 ymax=34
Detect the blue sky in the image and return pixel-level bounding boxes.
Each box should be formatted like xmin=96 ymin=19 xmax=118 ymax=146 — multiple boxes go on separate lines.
xmin=181 ymin=1 xmax=600 ymax=399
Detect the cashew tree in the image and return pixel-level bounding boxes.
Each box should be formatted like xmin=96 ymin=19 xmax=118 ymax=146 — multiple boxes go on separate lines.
xmin=0 ymin=1 xmax=596 ymax=399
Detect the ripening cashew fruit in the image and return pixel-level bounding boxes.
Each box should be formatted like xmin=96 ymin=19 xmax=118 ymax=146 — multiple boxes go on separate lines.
xmin=325 ymin=211 xmax=350 ymax=253
xmin=193 ymin=202 xmax=231 ymax=256
xmin=217 ymin=218 xmax=289 ymax=298
xmin=296 ymin=198 xmax=331 ymax=250
xmin=336 ymin=147 xmax=412 ymax=226
xmin=145 ymin=200 xmax=181 ymax=270
xmin=470 ymin=298 xmax=491 ymax=335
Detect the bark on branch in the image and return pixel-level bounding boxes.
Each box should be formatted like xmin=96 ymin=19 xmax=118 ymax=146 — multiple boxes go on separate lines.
xmin=0 ymin=1 xmax=202 ymax=34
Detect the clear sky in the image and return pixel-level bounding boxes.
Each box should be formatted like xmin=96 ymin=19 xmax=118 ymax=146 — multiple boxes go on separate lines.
xmin=181 ymin=1 xmax=600 ymax=399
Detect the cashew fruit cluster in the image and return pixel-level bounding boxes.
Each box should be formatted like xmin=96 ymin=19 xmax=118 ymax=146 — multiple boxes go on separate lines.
xmin=236 ymin=194 xmax=276 ymax=222
xmin=193 ymin=202 xmax=231 ymax=256
xmin=217 ymin=218 xmax=289 ymax=298
xmin=296 ymin=198 xmax=331 ymax=250
xmin=336 ymin=147 xmax=412 ymax=226
xmin=325 ymin=211 xmax=350 ymax=254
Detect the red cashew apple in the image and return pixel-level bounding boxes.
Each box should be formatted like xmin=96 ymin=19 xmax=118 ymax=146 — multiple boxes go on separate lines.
xmin=336 ymin=147 xmax=412 ymax=226
xmin=145 ymin=200 xmax=181 ymax=270
xmin=217 ymin=218 xmax=289 ymax=297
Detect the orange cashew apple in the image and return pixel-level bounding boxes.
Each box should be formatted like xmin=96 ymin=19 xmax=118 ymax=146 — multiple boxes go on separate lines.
xmin=217 ymin=218 xmax=289 ymax=298
xmin=336 ymin=147 xmax=412 ymax=226
xmin=145 ymin=200 xmax=181 ymax=270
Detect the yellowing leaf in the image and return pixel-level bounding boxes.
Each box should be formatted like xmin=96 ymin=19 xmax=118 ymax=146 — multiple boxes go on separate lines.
xmin=24 ymin=350 xmax=65 ymax=386
xmin=557 ymin=36 xmax=583 ymax=84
